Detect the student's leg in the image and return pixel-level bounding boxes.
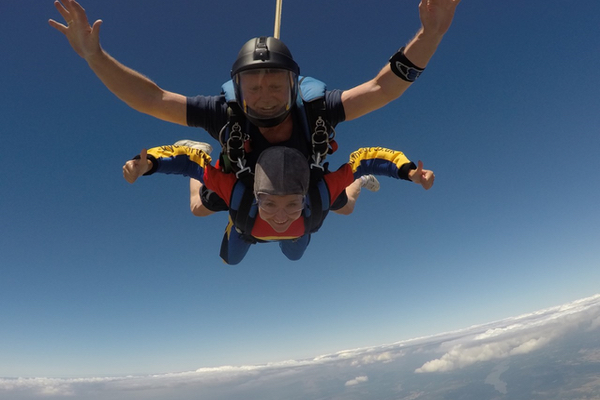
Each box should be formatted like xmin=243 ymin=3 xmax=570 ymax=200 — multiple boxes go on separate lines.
xmin=279 ymin=235 xmax=311 ymax=261
xmin=220 ymin=221 xmax=253 ymax=265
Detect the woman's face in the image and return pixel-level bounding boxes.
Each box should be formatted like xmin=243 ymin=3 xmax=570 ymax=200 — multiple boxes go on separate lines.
xmin=256 ymin=193 xmax=304 ymax=233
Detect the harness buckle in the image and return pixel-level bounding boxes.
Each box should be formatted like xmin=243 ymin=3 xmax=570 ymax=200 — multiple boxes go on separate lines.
xmin=310 ymin=153 xmax=325 ymax=171
xmin=226 ymin=122 xmax=247 ymax=163
xmin=234 ymin=158 xmax=252 ymax=179
xmin=311 ymin=116 xmax=331 ymax=161
xmin=235 ymin=166 xmax=252 ymax=179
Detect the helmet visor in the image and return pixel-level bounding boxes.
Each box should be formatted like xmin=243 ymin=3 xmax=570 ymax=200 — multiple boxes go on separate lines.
xmin=235 ymin=69 xmax=297 ymax=122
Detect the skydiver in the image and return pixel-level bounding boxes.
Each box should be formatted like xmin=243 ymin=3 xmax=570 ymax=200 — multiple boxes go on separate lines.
xmin=51 ymin=0 xmax=457 ymax=217
xmin=122 ymin=143 xmax=434 ymax=264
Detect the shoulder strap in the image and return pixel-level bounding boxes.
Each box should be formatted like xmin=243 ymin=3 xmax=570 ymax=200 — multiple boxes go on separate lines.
xmin=298 ymin=76 xmax=326 ymax=103
xmin=221 ymin=80 xmax=236 ymax=102
xmin=229 ymin=181 xmax=259 ymax=237
xmin=303 ymin=179 xmax=330 ymax=234
xmin=298 ymin=77 xmax=338 ymax=174
xmin=219 ymin=81 xmax=254 ymax=184
xmin=219 ymin=181 xmax=259 ymax=261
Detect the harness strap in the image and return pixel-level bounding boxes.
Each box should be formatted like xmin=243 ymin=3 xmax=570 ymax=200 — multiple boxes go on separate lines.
xmin=303 ymin=179 xmax=330 ymax=234
xmin=220 ymin=77 xmax=336 ymax=178
xmin=219 ymin=102 xmax=255 ymax=187
xmin=299 ymin=77 xmax=337 ymax=171
xmin=219 ymin=103 xmax=247 ymax=166
xmin=230 ymin=181 xmax=258 ymax=238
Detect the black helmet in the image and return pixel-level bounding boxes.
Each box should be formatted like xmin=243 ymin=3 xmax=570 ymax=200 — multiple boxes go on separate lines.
xmin=231 ymin=37 xmax=300 ymax=128
xmin=231 ymin=36 xmax=300 ymax=76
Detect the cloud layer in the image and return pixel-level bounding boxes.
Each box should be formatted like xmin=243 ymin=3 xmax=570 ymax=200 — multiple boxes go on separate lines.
xmin=415 ymin=294 xmax=600 ymax=373
xmin=2 ymin=294 xmax=599 ymax=399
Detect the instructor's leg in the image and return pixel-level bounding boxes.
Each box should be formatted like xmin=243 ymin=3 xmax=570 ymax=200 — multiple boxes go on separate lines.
xmin=332 ymin=175 xmax=380 ymax=215
xmin=332 ymin=179 xmax=362 ymax=216
xmin=190 ymin=178 xmax=214 ymax=217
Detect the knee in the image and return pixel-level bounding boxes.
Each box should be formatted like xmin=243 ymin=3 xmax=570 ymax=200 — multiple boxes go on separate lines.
xmin=282 ymin=252 xmax=304 ymax=261
xmin=190 ymin=203 xmax=214 ymax=217
xmin=282 ymin=250 xmax=304 ymax=261
xmin=332 ymin=202 xmax=355 ymax=215
xmin=279 ymin=238 xmax=309 ymax=261
xmin=222 ymin=257 xmax=242 ymax=265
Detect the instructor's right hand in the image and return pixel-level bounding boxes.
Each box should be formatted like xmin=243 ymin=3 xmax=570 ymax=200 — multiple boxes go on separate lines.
xmin=48 ymin=0 xmax=102 ymax=60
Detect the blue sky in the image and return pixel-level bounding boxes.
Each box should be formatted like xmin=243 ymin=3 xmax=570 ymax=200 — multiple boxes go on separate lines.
xmin=1 ymin=0 xmax=599 ymax=381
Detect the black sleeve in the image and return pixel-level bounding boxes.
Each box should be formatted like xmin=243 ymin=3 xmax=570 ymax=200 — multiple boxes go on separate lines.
xmin=398 ymin=162 xmax=417 ymax=181
xmin=325 ymin=89 xmax=346 ymax=127
xmin=186 ymin=95 xmax=230 ymax=141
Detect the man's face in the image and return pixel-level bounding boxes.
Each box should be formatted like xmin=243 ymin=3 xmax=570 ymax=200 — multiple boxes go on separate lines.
xmin=256 ymin=193 xmax=304 ymax=233
xmin=238 ymin=69 xmax=292 ymax=120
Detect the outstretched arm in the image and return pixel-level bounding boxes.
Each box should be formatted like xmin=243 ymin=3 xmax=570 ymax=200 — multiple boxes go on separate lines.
xmin=347 ymin=147 xmax=435 ymax=190
xmin=49 ymin=0 xmax=187 ymax=125
xmin=341 ymin=0 xmax=461 ymax=121
xmin=123 ymin=145 xmax=214 ymax=183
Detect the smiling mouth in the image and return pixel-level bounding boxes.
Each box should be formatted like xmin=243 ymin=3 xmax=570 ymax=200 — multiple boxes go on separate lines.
xmin=270 ymin=217 xmax=292 ymax=232
xmin=257 ymin=105 xmax=283 ymax=116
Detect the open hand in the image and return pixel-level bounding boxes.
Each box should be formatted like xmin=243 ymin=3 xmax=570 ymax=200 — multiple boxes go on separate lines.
xmin=48 ymin=0 xmax=102 ymax=60
xmin=419 ymin=0 xmax=461 ymax=38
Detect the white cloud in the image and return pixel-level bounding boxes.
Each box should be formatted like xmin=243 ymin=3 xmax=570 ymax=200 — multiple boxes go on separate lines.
xmin=509 ymin=336 xmax=551 ymax=355
xmin=414 ymin=334 xmax=552 ymax=373
xmin=345 ymin=376 xmax=368 ymax=386
xmin=415 ymin=294 xmax=600 ymax=373
xmin=351 ymin=350 xmax=397 ymax=366
xmin=0 ymin=376 xmax=112 ymax=397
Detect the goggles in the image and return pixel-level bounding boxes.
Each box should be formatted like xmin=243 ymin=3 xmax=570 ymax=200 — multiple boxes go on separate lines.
xmin=234 ymin=69 xmax=297 ymax=123
xmin=256 ymin=193 xmax=305 ymax=215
